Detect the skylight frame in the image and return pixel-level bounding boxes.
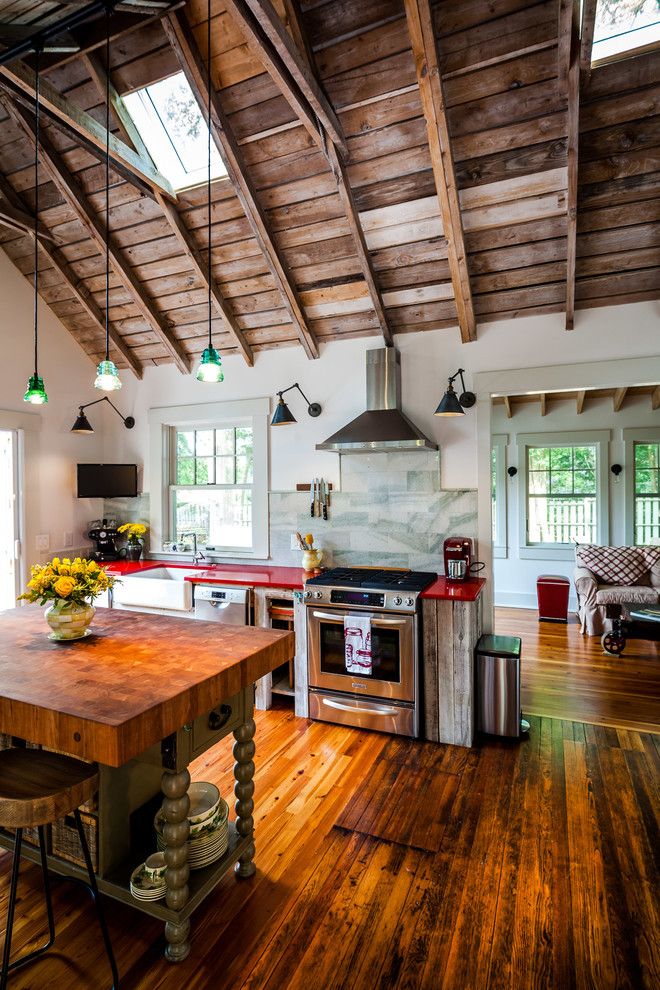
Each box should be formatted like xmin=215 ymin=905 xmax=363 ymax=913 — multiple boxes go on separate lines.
xmin=591 ymin=0 xmax=660 ymax=67
xmin=122 ymin=72 xmax=227 ymax=192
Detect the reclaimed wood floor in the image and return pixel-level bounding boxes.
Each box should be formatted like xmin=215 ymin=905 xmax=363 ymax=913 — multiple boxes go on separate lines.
xmin=496 ymin=607 xmax=660 ymax=735
xmin=1 ymin=705 xmax=658 ymax=990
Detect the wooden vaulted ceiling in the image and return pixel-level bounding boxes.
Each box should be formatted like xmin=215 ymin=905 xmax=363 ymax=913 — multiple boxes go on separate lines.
xmin=0 ymin=0 xmax=658 ymax=379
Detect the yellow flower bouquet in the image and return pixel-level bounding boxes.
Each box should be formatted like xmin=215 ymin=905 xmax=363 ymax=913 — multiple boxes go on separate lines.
xmin=117 ymin=522 xmax=147 ymax=545
xmin=19 ymin=557 xmax=115 ymax=641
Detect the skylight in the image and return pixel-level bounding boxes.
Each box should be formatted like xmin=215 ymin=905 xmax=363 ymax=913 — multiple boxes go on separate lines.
xmin=122 ymin=72 xmax=227 ymax=191
xmin=592 ymin=0 xmax=660 ymax=64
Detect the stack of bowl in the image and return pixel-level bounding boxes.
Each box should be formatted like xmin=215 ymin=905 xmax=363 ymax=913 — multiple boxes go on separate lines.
xmin=154 ymin=781 xmax=229 ymax=871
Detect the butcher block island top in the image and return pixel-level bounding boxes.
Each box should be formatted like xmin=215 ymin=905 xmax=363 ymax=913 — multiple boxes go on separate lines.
xmin=0 ymin=605 xmax=293 ymax=767
xmin=0 ymin=605 xmax=295 ymax=966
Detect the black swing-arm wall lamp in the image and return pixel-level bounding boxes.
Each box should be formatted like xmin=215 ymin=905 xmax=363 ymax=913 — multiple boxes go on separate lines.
xmin=271 ymin=383 xmax=322 ymax=426
xmin=434 ymin=368 xmax=476 ymax=417
xmin=71 ymin=396 xmax=135 ymax=434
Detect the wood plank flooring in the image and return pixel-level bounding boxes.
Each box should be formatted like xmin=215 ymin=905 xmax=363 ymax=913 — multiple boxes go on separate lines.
xmin=1 ymin=705 xmax=658 ymax=989
xmin=495 ymin=607 xmax=660 ymax=734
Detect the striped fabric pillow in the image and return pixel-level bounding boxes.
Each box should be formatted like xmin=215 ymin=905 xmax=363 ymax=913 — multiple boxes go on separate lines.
xmin=575 ymin=544 xmax=650 ymax=585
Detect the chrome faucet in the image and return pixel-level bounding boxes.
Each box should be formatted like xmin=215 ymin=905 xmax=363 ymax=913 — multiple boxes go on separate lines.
xmin=181 ymin=532 xmax=205 ymax=564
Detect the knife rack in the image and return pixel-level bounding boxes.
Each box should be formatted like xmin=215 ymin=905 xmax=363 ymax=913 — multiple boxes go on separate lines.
xmin=296 ymin=482 xmax=332 ymax=508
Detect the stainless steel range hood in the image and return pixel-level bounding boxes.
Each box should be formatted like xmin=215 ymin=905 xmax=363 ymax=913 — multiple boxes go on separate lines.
xmin=316 ymin=347 xmax=438 ymax=454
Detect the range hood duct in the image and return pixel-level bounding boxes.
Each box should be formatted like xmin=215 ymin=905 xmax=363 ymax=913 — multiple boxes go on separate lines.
xmin=316 ymin=347 xmax=438 ymax=454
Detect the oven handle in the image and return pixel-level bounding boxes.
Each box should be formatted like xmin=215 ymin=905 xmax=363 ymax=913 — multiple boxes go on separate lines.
xmin=310 ymin=610 xmax=411 ymax=627
xmin=322 ymin=698 xmax=400 ymax=717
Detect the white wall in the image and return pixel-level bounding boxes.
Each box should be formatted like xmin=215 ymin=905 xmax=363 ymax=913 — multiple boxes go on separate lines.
xmin=492 ymin=393 xmax=660 ymax=609
xmin=0 ymin=251 xmax=107 ymax=574
xmin=103 ymin=299 xmax=660 ymax=499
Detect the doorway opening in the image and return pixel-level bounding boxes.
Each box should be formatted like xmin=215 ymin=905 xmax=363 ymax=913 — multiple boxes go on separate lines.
xmin=0 ymin=430 xmax=20 ymax=609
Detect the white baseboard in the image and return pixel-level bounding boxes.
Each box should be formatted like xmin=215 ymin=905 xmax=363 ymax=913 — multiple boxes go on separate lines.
xmin=494 ymin=590 xmax=578 ymax=611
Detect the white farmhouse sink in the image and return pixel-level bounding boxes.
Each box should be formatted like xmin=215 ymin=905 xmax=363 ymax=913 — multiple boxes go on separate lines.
xmin=112 ymin=567 xmax=201 ymax=612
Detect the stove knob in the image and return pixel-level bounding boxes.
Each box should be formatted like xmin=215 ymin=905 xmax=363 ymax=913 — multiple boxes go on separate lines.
xmin=304 ymin=590 xmax=312 ymax=600
xmin=314 ymin=591 xmax=323 ymax=599
xmin=405 ymin=597 xmax=414 ymax=607
xmin=393 ymin=595 xmax=403 ymax=606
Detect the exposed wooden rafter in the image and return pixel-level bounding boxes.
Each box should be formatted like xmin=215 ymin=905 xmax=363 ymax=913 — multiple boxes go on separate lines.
xmin=579 ymin=0 xmax=599 ymax=88
xmin=0 ymin=195 xmax=53 ymax=241
xmin=1 ymin=96 xmax=191 ymax=373
xmin=576 ymin=389 xmax=586 ymax=414
xmin=0 ymin=58 xmax=176 ymax=200
xmin=653 ymin=386 xmax=660 ymax=411
xmin=495 ymin=385 xmax=660 ymax=416
xmin=561 ymin=0 xmax=580 ymax=331
xmin=81 ymin=53 xmax=255 ymax=366
xmin=404 ymin=0 xmax=477 ymax=343
xmin=539 ymin=393 xmax=547 ymax=416
xmin=163 ymin=9 xmax=319 ymax=360
xmin=613 ymin=387 xmax=628 ymax=412
xmin=243 ymin=0 xmax=393 ymax=346
xmin=503 ymin=395 xmax=512 ymax=419
xmin=0 ymin=24 xmax=79 ymax=54
xmin=0 ymin=168 xmax=143 ymax=378
xmin=225 ymin=0 xmax=346 ymax=158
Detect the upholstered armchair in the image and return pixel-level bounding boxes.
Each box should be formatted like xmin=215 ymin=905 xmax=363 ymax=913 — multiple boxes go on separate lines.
xmin=574 ymin=545 xmax=660 ymax=637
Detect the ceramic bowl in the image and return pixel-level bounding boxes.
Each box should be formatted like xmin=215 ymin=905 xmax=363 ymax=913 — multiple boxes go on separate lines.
xmin=144 ymin=852 xmax=166 ymax=881
xmin=187 ymin=781 xmax=220 ymax=825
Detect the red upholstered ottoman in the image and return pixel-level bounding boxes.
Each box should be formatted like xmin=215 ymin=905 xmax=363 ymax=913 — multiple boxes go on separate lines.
xmin=537 ymin=574 xmax=570 ymax=623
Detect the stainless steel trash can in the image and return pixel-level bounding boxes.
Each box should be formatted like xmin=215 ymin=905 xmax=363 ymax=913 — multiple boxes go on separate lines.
xmin=475 ymin=634 xmax=529 ymax=738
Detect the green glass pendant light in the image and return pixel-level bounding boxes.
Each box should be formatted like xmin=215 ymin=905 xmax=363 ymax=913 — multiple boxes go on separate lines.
xmin=196 ymin=0 xmax=223 ymax=385
xmin=94 ymin=9 xmax=121 ymax=393
xmin=24 ymin=47 xmax=48 ymax=406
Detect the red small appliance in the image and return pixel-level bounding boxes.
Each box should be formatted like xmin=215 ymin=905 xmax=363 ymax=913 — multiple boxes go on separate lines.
xmin=444 ymin=537 xmax=473 ymax=582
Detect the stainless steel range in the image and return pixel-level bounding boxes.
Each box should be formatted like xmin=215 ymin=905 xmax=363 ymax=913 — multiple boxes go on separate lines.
xmin=305 ymin=567 xmax=437 ymax=738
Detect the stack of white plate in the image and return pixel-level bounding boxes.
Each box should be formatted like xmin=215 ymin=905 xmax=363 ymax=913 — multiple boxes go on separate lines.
xmin=154 ymin=781 xmax=229 ymax=872
xmin=130 ymin=863 xmax=167 ymax=902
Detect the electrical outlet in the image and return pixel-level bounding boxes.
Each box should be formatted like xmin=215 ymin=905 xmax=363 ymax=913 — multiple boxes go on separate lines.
xmin=35 ymin=534 xmax=49 ymax=552
xmin=290 ymin=532 xmax=299 ymax=550
xmin=63 ymin=532 xmax=73 ymax=549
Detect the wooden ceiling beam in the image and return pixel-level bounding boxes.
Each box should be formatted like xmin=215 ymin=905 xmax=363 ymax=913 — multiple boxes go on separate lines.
xmin=163 ymin=9 xmax=319 ymax=360
xmin=2 ymin=97 xmax=191 ymax=373
xmin=579 ymin=0 xmax=598 ymax=89
xmin=652 ymin=386 xmax=660 ymax=411
xmin=0 ymin=58 xmax=176 ymax=201
xmin=0 ymin=25 xmax=79 ymax=53
xmin=561 ymin=0 xmax=580 ymax=331
xmin=576 ymin=389 xmax=586 ymax=414
xmin=82 ymin=52 xmax=255 ymax=366
xmin=613 ymin=387 xmax=628 ymax=412
xmin=540 ymin=393 xmax=547 ymax=416
xmin=229 ymin=0 xmax=347 ymax=158
xmin=0 ymin=196 xmax=53 ymax=241
xmin=404 ymin=0 xmax=476 ymax=343
xmin=0 ymin=169 xmax=143 ymax=379
xmin=503 ymin=395 xmax=512 ymax=419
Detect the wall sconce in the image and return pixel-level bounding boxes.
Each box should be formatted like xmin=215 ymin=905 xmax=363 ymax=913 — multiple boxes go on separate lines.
xmin=271 ymin=383 xmax=322 ymax=426
xmin=71 ymin=396 xmax=135 ymax=434
xmin=434 ymin=368 xmax=476 ymax=416
xmin=507 ymin=466 xmax=518 ymax=478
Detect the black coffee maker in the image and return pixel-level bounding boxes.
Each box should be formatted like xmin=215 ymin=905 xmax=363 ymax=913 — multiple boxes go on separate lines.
xmin=88 ymin=519 xmax=120 ymax=562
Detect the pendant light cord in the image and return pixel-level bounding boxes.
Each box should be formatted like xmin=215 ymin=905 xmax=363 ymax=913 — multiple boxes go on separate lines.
xmin=33 ymin=45 xmax=40 ymax=377
xmin=207 ymin=0 xmax=212 ymax=351
xmin=104 ymin=4 xmax=110 ymax=362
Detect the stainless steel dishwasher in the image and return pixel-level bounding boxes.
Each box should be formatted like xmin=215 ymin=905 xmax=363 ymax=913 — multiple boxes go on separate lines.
xmin=193 ymin=585 xmax=251 ymax=625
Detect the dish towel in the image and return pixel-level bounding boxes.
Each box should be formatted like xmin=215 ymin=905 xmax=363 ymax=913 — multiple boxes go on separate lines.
xmin=344 ymin=614 xmax=372 ymax=675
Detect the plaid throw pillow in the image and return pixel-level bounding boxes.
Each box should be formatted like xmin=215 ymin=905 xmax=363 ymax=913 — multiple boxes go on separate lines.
xmin=575 ymin=544 xmax=649 ymax=585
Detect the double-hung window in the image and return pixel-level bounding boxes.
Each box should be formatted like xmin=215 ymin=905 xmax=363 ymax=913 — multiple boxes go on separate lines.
xmin=149 ymin=399 xmax=269 ymax=558
xmin=517 ymin=432 xmax=609 ymax=558
xmin=633 ymin=440 xmax=660 ymax=545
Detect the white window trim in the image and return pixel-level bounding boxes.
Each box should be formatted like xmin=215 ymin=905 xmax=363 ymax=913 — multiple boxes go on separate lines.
xmin=517 ymin=430 xmax=610 ymax=560
xmin=623 ymin=426 xmax=660 ymax=546
xmin=491 ymin=434 xmax=508 ymax=559
xmin=149 ymin=398 xmax=269 ymax=559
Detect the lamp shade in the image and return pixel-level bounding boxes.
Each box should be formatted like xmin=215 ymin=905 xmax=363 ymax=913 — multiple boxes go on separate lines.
xmin=71 ymin=410 xmax=94 ymax=434
xmin=94 ymin=359 xmax=122 ymax=391
xmin=196 ymin=346 xmax=224 ymax=383
xmin=434 ymin=383 xmax=465 ymax=416
xmin=23 ymin=373 xmax=48 ymax=405
xmin=271 ymin=396 xmax=296 ymax=425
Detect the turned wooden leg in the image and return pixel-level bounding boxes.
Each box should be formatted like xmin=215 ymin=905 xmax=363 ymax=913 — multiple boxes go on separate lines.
xmin=161 ymin=767 xmax=191 ymax=962
xmin=233 ymin=718 xmax=256 ymax=878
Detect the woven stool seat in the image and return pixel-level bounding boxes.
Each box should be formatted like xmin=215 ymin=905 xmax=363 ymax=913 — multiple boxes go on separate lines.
xmin=0 ymin=748 xmax=98 ymax=829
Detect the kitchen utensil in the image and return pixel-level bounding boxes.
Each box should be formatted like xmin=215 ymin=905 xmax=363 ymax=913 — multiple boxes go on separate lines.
xmin=321 ymin=478 xmax=328 ymax=520
xmin=311 ymin=478 xmax=316 ymax=517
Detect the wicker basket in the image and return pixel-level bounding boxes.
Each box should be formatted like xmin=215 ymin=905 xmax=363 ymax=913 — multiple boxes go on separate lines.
xmin=51 ymin=812 xmax=98 ymax=872
xmin=0 ymin=734 xmax=12 ymax=751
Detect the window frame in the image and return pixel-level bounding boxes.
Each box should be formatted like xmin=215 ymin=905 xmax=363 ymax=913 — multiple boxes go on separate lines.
xmin=149 ymin=399 xmax=269 ymax=559
xmin=491 ymin=434 xmax=508 ymax=559
xmin=517 ymin=431 xmax=610 ymax=560
xmin=623 ymin=427 xmax=660 ymax=546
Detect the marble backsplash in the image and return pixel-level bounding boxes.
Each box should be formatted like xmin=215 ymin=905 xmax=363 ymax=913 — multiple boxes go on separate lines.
xmin=105 ymin=452 xmax=477 ymax=572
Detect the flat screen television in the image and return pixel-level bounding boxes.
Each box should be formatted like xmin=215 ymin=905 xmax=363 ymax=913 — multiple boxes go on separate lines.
xmin=77 ymin=463 xmax=138 ymax=499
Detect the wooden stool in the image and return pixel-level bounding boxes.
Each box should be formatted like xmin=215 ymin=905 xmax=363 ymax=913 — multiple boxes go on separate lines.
xmin=0 ymin=748 xmax=119 ymax=989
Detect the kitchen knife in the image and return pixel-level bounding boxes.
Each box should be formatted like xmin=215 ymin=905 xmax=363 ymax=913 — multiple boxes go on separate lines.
xmin=321 ymin=478 xmax=328 ymax=520
xmin=311 ymin=478 xmax=315 ymax=517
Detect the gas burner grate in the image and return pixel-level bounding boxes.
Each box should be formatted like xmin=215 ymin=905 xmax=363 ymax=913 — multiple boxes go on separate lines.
xmin=306 ymin=567 xmax=436 ymax=593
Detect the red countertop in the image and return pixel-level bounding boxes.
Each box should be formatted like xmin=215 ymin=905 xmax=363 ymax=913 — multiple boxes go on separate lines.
xmin=104 ymin=560 xmax=486 ymax=601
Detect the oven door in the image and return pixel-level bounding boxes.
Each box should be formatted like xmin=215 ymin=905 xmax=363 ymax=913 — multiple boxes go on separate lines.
xmin=307 ymin=607 xmax=416 ymax=702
